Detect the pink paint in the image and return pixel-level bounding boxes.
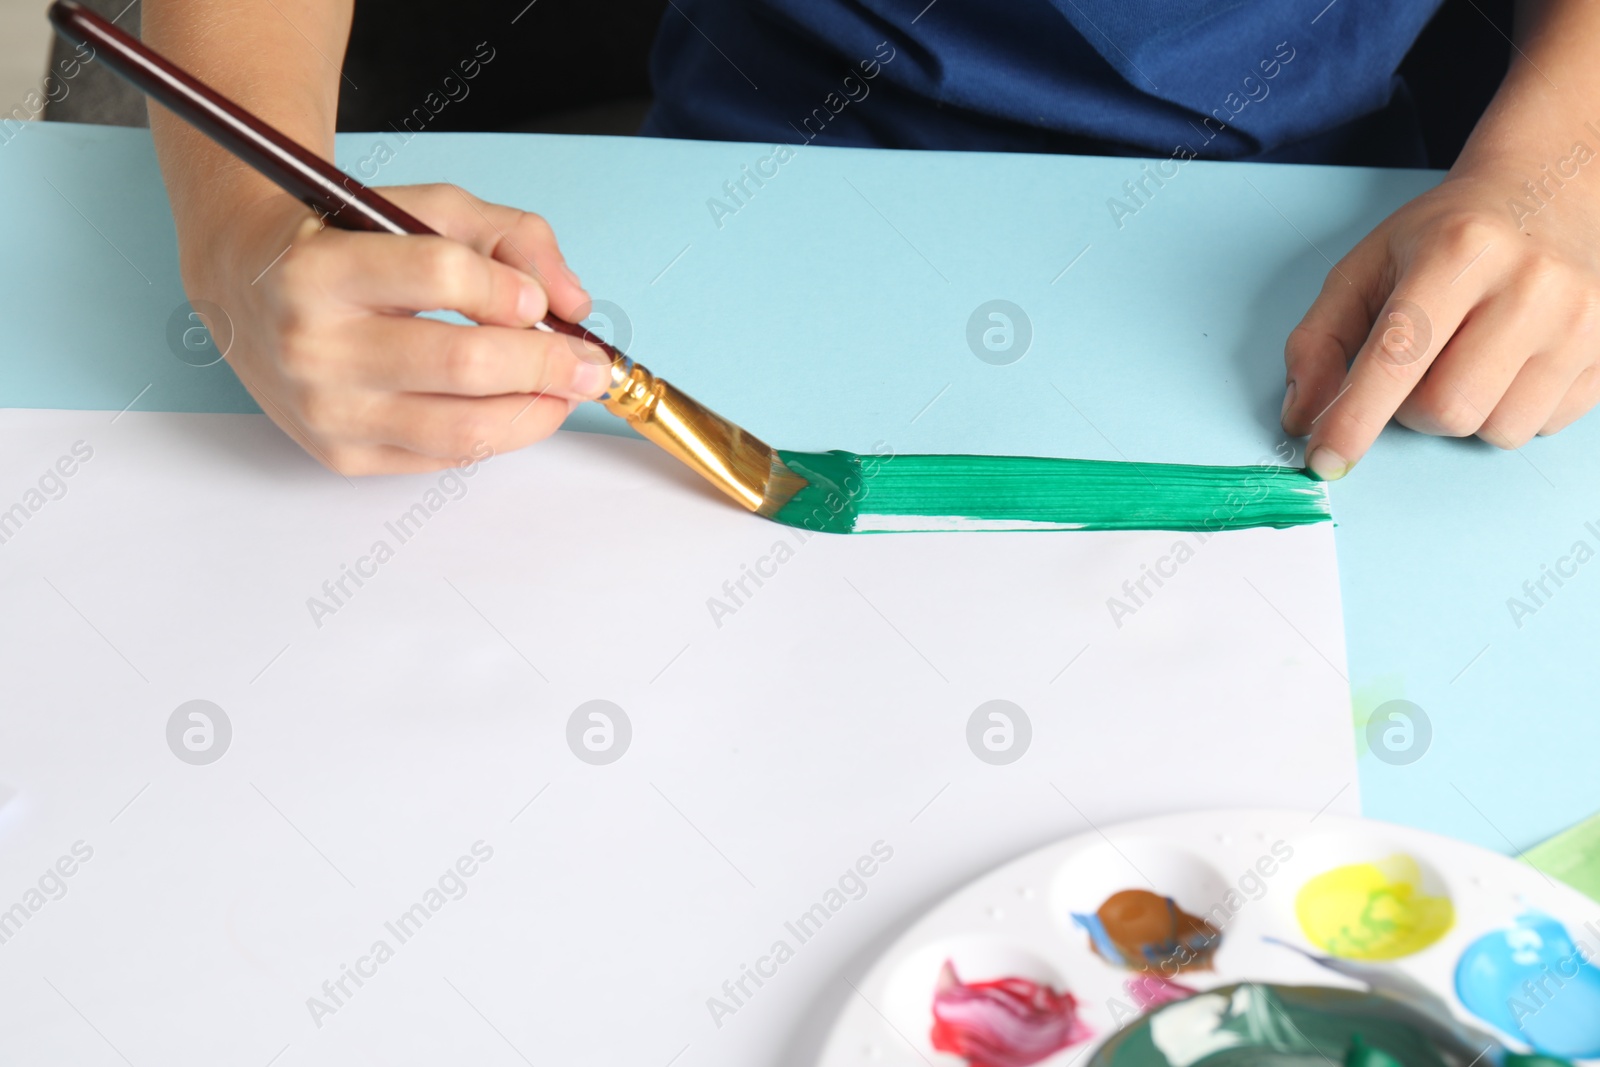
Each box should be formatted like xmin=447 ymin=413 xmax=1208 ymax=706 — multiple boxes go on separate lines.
xmin=1124 ymin=973 xmax=1197 ymax=1011
xmin=929 ymin=961 xmax=1093 ymax=1067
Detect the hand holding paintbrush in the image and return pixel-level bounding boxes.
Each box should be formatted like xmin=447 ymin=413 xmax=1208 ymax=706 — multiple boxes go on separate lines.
xmin=48 ymin=0 xmax=807 ymax=516
xmin=114 ymin=0 xmax=608 ymax=476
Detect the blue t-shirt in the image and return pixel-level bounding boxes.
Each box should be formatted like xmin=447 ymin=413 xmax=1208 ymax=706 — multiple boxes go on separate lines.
xmin=641 ymin=0 xmax=1446 ymax=166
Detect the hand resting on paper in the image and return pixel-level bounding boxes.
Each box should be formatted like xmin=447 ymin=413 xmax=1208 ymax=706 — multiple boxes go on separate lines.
xmin=1279 ymin=0 xmax=1600 ymax=480
xmin=1280 ymin=167 xmax=1600 ymax=480
xmin=179 ymin=183 xmax=608 ymax=474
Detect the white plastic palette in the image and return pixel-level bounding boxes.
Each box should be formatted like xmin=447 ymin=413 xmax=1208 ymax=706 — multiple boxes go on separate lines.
xmin=815 ymin=808 xmax=1600 ymax=1067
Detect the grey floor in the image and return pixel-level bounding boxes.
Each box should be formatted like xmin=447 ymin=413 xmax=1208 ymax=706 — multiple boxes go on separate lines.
xmin=0 ymin=0 xmax=53 ymax=122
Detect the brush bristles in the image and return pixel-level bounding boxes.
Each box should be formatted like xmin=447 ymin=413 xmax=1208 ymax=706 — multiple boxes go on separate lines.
xmin=754 ymin=453 xmax=809 ymax=519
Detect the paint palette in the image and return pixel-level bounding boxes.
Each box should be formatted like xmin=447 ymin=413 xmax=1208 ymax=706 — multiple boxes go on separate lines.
xmin=814 ymin=809 xmax=1600 ymax=1067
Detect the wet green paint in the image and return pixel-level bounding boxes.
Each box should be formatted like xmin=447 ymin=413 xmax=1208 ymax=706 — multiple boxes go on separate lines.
xmin=1088 ymin=983 xmax=1514 ymax=1067
xmin=772 ymin=450 xmax=1331 ymax=535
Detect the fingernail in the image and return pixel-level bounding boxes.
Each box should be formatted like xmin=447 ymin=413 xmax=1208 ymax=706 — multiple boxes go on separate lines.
xmin=517 ymin=282 xmax=546 ymax=323
xmin=1280 ymin=380 xmax=1297 ymax=425
xmin=1306 ymin=446 xmax=1349 ymax=481
xmin=572 ymin=357 xmax=612 ymax=399
xmin=562 ymin=264 xmax=584 ymax=291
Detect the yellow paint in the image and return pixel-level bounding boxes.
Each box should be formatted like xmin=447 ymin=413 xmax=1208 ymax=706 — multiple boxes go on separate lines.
xmin=1294 ymin=855 xmax=1454 ymax=960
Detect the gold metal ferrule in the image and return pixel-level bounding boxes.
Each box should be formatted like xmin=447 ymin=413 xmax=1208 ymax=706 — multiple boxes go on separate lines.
xmin=600 ymin=358 xmax=775 ymax=512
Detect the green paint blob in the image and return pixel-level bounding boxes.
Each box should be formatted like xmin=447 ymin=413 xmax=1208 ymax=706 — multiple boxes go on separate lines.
xmin=1505 ymin=1055 xmax=1582 ymax=1067
xmin=772 ymin=450 xmax=1331 ymax=535
xmin=1088 ymin=983 xmax=1491 ymax=1067
xmin=1345 ymin=1035 xmax=1405 ymax=1067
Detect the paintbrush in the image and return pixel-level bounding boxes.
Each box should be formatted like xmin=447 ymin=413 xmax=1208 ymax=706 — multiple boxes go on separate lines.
xmin=47 ymin=0 xmax=809 ymax=519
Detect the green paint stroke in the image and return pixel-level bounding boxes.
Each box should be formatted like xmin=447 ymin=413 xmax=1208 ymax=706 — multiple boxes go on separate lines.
xmin=772 ymin=450 xmax=1331 ymax=535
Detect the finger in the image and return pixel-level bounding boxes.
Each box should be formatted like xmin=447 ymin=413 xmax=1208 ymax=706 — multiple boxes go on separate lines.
xmin=320 ymin=315 xmax=612 ymax=399
xmin=383 ymin=184 xmax=591 ymax=321
xmin=1305 ymin=268 xmax=1483 ymax=480
xmin=478 ymin=200 xmax=592 ymax=323
xmin=1479 ymin=351 xmax=1591 ymax=448
xmin=1482 ymin=355 xmax=1578 ymax=449
xmin=1542 ymin=365 xmax=1600 ymax=435
xmin=1281 ymin=245 xmax=1386 ymax=436
xmin=1391 ymin=295 xmax=1539 ymax=440
xmin=308 ymin=229 xmax=588 ymax=336
xmin=354 ymin=392 xmax=579 ymax=459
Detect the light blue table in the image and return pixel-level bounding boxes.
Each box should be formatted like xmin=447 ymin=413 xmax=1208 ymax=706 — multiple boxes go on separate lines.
xmin=3 ymin=123 xmax=1593 ymax=853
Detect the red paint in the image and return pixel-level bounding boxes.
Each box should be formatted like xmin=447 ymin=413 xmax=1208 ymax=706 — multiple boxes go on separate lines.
xmin=929 ymin=961 xmax=1093 ymax=1067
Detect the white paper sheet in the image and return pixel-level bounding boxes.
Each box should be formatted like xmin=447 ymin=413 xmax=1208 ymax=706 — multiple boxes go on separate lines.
xmin=0 ymin=409 xmax=1356 ymax=1067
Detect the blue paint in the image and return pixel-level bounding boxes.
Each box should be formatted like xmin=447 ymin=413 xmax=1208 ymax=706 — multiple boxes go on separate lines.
xmin=1454 ymin=912 xmax=1600 ymax=1059
xmin=1071 ymin=911 xmax=1127 ymax=966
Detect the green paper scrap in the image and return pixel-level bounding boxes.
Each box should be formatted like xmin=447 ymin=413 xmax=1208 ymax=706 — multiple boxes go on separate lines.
xmin=1524 ymin=812 xmax=1600 ymax=902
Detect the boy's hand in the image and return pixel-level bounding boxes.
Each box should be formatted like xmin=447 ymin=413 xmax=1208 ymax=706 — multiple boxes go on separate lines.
xmin=1280 ymin=0 xmax=1600 ymax=481
xmin=190 ymin=183 xmax=608 ymax=475
xmin=1280 ymin=166 xmax=1600 ymax=479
